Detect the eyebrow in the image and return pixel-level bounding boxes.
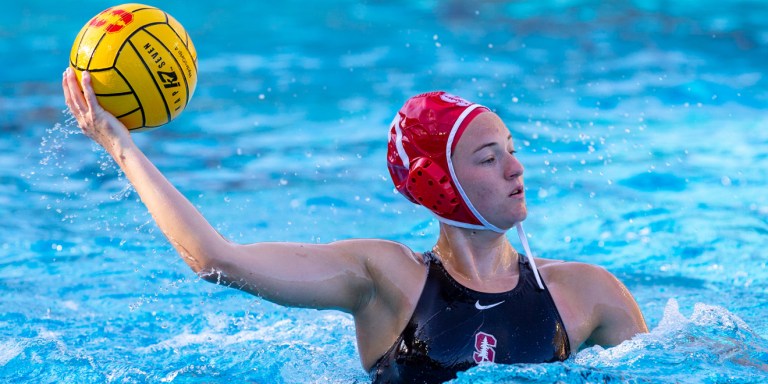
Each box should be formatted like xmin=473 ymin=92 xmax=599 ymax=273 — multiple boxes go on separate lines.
xmin=472 ymin=134 xmax=513 ymax=154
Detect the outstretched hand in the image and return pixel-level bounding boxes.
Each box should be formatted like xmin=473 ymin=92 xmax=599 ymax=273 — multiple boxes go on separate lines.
xmin=62 ymin=68 xmax=132 ymax=151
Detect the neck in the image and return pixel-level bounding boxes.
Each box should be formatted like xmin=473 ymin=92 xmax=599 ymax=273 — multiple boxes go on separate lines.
xmin=433 ymin=223 xmax=519 ymax=282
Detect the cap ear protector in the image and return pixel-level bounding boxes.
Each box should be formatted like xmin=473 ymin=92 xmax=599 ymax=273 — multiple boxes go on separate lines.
xmin=405 ymin=157 xmax=459 ymax=216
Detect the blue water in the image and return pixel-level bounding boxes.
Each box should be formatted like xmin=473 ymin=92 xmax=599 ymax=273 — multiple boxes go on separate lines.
xmin=2 ymin=0 xmax=768 ymax=382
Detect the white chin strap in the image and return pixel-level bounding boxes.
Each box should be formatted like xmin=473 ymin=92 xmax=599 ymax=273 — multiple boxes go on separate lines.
xmin=516 ymin=222 xmax=545 ymax=290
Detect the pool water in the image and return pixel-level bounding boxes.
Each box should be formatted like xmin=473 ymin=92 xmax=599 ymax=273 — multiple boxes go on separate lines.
xmin=2 ymin=0 xmax=768 ymax=382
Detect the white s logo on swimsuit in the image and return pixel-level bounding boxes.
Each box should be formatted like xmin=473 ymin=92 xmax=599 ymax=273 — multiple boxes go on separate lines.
xmin=475 ymin=300 xmax=505 ymax=310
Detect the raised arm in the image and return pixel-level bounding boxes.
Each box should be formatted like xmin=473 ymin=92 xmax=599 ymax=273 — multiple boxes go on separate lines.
xmin=63 ymin=69 xmax=227 ymax=275
xmin=61 ymin=68 xmax=403 ymax=314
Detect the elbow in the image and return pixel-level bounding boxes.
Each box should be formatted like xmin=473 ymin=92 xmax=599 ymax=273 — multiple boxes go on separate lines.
xmin=191 ymin=257 xmax=223 ymax=284
xmin=193 ymin=248 xmax=237 ymax=285
xmin=197 ymin=266 xmax=226 ymax=285
xmin=175 ymin=242 xmax=232 ymax=284
xmin=194 ymin=255 xmax=242 ymax=287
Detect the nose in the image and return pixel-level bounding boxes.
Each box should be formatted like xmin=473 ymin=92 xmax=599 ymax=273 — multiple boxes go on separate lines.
xmin=505 ymin=152 xmax=524 ymax=180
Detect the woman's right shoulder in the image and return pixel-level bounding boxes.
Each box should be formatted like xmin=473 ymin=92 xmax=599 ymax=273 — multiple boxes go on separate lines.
xmin=331 ymin=238 xmax=426 ymax=266
xmin=332 ymin=239 xmax=428 ymax=292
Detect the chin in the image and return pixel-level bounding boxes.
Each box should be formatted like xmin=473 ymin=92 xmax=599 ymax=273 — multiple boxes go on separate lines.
xmin=511 ymin=212 xmax=528 ymax=227
xmin=492 ymin=209 xmax=528 ymax=230
xmin=512 ymin=204 xmax=528 ymax=222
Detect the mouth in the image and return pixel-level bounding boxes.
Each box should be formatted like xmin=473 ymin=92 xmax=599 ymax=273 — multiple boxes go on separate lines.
xmin=509 ymin=186 xmax=525 ymax=198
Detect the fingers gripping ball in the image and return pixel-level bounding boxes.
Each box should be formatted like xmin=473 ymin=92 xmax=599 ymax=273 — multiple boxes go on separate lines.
xmin=69 ymin=3 xmax=197 ymax=131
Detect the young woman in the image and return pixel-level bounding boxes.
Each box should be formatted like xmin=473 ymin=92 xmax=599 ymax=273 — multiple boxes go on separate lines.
xmin=63 ymin=68 xmax=647 ymax=383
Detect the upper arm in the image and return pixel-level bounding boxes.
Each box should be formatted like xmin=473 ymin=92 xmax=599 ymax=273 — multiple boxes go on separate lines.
xmin=585 ymin=266 xmax=649 ymax=347
xmin=201 ymin=239 xmax=408 ymax=314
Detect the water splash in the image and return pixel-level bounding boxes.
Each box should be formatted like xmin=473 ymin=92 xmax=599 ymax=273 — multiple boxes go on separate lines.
xmin=39 ymin=118 xmax=80 ymax=167
xmin=453 ymin=299 xmax=768 ymax=383
xmin=110 ymin=183 xmax=134 ymax=201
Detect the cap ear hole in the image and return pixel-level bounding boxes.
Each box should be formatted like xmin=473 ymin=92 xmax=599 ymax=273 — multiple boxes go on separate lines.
xmin=404 ymin=157 xmax=459 ymax=216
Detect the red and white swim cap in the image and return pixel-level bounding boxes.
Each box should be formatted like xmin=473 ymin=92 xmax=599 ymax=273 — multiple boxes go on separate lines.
xmin=386 ymin=91 xmax=505 ymax=233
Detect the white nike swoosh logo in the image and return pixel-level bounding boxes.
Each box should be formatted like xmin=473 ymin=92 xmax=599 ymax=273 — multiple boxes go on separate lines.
xmin=475 ymin=300 xmax=505 ymax=310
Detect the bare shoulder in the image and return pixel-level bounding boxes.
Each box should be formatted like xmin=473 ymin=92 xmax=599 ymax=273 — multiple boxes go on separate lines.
xmin=538 ymin=258 xmax=648 ymax=347
xmin=332 ymin=238 xmax=426 ymax=283
xmin=331 ymin=238 xmax=422 ymax=265
xmin=536 ymin=258 xmax=618 ymax=291
xmin=340 ymin=239 xmax=428 ymax=327
xmin=536 ymin=258 xmax=635 ymax=313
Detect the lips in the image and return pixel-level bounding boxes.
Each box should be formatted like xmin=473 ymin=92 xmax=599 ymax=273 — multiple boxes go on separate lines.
xmin=509 ymin=186 xmax=525 ymax=198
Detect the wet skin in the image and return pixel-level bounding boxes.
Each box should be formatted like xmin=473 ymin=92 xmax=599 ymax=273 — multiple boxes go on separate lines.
xmin=62 ymin=71 xmax=647 ymax=370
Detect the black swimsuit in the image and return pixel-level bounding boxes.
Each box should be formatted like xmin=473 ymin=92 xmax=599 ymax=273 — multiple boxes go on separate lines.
xmin=369 ymin=251 xmax=570 ymax=384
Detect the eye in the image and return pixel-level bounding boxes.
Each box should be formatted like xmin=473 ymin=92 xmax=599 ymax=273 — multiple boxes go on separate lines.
xmin=481 ymin=157 xmax=496 ymax=164
xmin=509 ymin=149 xmax=517 ymax=156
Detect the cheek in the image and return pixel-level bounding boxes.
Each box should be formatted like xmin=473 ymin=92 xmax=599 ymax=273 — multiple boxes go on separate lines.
xmin=460 ymin=175 xmax=494 ymax=204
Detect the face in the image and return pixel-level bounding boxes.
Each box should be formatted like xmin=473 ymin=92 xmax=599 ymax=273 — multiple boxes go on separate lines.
xmin=452 ymin=112 xmax=527 ymax=229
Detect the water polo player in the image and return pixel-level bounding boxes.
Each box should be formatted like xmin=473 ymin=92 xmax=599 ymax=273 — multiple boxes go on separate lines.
xmin=63 ymin=70 xmax=648 ymax=383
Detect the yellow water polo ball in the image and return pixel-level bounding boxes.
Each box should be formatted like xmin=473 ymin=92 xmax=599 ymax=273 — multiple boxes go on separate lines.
xmin=69 ymin=3 xmax=197 ymax=131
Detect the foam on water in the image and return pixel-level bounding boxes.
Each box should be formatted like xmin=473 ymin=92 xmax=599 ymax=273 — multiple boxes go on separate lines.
xmin=454 ymin=299 xmax=768 ymax=383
